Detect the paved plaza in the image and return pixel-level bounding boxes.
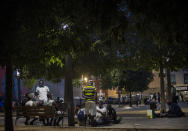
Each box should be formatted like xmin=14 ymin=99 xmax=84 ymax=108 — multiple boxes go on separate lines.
xmin=0 ymin=102 xmax=188 ymax=130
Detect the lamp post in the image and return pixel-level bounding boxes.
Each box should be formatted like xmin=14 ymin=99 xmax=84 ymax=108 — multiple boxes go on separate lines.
xmin=118 ymin=77 xmax=121 ymax=107
xmin=16 ymin=69 xmax=21 ymax=105
xmin=114 ymin=70 xmax=121 ymax=107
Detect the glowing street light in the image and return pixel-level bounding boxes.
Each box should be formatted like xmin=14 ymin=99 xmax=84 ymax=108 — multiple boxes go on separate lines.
xmin=84 ymin=77 xmax=88 ymax=82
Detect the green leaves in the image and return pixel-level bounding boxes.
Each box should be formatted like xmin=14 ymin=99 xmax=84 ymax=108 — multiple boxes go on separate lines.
xmin=48 ymin=56 xmax=64 ymax=68
xmin=0 ymin=0 xmax=128 ymax=82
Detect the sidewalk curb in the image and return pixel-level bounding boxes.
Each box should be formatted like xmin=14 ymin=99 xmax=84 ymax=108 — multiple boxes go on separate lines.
xmin=1 ymin=126 xmax=188 ymax=131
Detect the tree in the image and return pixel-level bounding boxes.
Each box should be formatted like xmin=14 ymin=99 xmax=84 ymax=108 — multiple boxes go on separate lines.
xmin=0 ymin=1 xmax=67 ymax=130
xmin=119 ymin=68 xmax=153 ymax=107
xmin=122 ymin=0 xmax=188 ymax=112
xmin=1 ymin=0 xmax=128 ymax=129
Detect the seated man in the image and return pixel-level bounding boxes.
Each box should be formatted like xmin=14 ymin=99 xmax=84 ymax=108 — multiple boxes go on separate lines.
xmin=96 ymin=100 xmax=107 ymax=125
xmin=44 ymin=93 xmax=55 ymax=126
xmin=53 ymin=97 xmax=65 ymax=126
xmin=25 ymin=92 xmax=46 ymax=125
xmin=24 ymin=93 xmax=38 ymax=125
xmin=77 ymin=106 xmax=86 ymax=126
xmin=74 ymin=105 xmax=81 ymax=124
xmin=167 ymin=101 xmax=185 ymax=117
xmin=106 ymin=104 xmax=121 ymax=124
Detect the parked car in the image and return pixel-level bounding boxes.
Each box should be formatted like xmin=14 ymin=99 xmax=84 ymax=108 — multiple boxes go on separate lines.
xmin=183 ymin=91 xmax=188 ymax=101
xmin=74 ymin=96 xmax=85 ymax=106
xmin=107 ymin=97 xmax=119 ymax=104
xmin=124 ymin=95 xmax=141 ymax=105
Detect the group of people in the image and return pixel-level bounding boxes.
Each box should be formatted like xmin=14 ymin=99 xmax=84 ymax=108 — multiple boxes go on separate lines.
xmin=20 ymin=79 xmax=120 ymax=126
xmin=149 ymin=93 xmax=185 ymax=118
xmin=23 ymin=80 xmax=64 ymax=126
xmin=23 ymin=80 xmax=53 ymax=107
xmin=75 ymin=81 xmax=120 ymax=126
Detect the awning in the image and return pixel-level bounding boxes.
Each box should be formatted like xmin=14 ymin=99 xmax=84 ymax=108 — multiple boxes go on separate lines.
xmin=175 ymin=86 xmax=188 ymax=91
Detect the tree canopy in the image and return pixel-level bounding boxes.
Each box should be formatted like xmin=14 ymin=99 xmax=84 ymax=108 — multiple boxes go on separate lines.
xmin=1 ymin=0 xmax=128 ymax=130
xmin=125 ymin=0 xmax=188 ymax=70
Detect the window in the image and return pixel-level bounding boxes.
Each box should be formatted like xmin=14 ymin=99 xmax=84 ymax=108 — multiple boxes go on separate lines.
xmin=184 ymin=74 xmax=188 ymax=84
xmin=183 ymin=68 xmax=188 ymax=72
xmin=170 ymin=74 xmax=176 ymax=84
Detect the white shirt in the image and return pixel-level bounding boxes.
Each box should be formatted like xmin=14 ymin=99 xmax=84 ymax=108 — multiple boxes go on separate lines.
xmin=36 ymin=86 xmax=49 ymax=102
xmin=25 ymin=100 xmax=34 ymax=106
xmin=96 ymin=105 xmax=107 ymax=120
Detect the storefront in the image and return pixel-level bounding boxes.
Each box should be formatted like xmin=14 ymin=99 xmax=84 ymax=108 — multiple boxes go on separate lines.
xmin=175 ymin=86 xmax=188 ymax=91
xmin=175 ymin=86 xmax=188 ymax=101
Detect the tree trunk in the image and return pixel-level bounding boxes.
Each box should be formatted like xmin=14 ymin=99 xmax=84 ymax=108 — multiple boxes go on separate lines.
xmin=159 ymin=64 xmax=166 ymax=113
xmin=166 ymin=68 xmax=172 ymax=103
xmin=129 ymin=91 xmax=132 ymax=107
xmin=118 ymin=86 xmax=121 ymax=107
xmin=64 ymin=54 xmax=75 ymax=126
xmin=17 ymin=77 xmax=21 ymax=105
xmin=141 ymin=92 xmax=142 ymax=100
xmin=5 ymin=62 xmax=14 ymax=131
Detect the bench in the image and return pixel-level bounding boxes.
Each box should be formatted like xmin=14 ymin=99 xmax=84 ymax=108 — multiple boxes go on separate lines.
xmin=15 ymin=105 xmax=67 ymax=126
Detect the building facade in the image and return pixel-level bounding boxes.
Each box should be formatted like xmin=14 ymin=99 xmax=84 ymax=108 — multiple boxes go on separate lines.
xmin=146 ymin=69 xmax=188 ymax=100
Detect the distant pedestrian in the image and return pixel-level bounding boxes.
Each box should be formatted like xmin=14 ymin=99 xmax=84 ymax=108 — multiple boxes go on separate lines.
xmin=149 ymin=98 xmax=157 ymax=118
xmin=157 ymin=92 xmax=160 ymax=103
xmin=153 ymin=93 xmax=157 ymax=101
xmin=180 ymin=92 xmax=184 ymax=102
xmin=136 ymin=95 xmax=139 ymax=107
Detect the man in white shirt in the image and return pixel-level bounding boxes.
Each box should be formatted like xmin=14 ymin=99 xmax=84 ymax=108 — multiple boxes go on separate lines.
xmin=96 ymin=100 xmax=107 ymax=125
xmin=36 ymin=80 xmax=49 ymax=104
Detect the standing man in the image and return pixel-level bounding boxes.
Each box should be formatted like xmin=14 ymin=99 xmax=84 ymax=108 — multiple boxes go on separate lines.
xmin=35 ymin=80 xmax=49 ymax=105
xmin=82 ymin=80 xmax=97 ymax=126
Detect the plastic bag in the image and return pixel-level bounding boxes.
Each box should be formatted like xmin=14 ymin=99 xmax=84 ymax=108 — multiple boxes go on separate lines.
xmin=147 ymin=109 xmax=153 ymax=119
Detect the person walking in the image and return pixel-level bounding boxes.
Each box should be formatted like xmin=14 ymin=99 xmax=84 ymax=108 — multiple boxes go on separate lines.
xmin=157 ymin=92 xmax=160 ymax=103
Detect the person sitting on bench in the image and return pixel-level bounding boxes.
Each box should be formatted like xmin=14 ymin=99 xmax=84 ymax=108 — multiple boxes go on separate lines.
xmin=167 ymin=98 xmax=184 ymax=117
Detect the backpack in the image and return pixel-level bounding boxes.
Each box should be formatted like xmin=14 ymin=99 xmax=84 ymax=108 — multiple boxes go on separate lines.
xmin=77 ymin=110 xmax=85 ymax=121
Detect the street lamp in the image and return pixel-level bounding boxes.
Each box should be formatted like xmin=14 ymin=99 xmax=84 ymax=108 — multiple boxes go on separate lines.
xmin=16 ymin=69 xmax=21 ymax=105
xmin=84 ymin=77 xmax=88 ymax=82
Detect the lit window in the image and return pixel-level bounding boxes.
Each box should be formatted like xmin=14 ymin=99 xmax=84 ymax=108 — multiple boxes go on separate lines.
xmin=184 ymin=74 xmax=188 ymax=84
xmin=171 ymin=74 xmax=176 ymax=84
